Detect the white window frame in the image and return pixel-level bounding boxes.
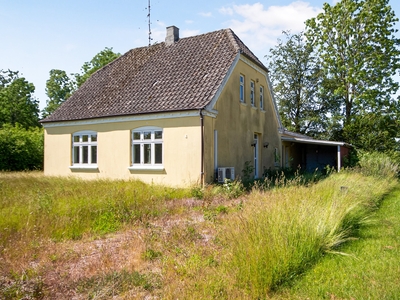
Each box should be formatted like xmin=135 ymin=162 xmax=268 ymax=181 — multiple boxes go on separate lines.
xmin=70 ymin=131 xmax=98 ymax=169
xmin=250 ymin=80 xmax=255 ymax=106
xmin=129 ymin=126 xmax=164 ymax=170
xmin=240 ymin=74 xmax=245 ymax=103
xmin=260 ymin=85 xmax=264 ymax=110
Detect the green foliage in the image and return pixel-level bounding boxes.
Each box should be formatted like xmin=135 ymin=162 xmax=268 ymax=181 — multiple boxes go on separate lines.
xmin=267 ymin=31 xmax=328 ymax=136
xmin=0 ymin=69 xmax=39 ymax=128
xmin=74 ymin=47 xmax=121 ymax=88
xmin=343 ymin=112 xmax=400 ymax=152
xmin=0 ymin=124 xmax=43 ymax=171
xmin=305 ymin=0 xmax=400 ymax=147
xmin=42 ymin=48 xmax=120 ymax=118
xmin=357 ymin=151 xmax=399 ymax=178
xmin=42 ymin=69 xmax=74 ymax=118
xmin=241 ymin=160 xmax=254 ymax=182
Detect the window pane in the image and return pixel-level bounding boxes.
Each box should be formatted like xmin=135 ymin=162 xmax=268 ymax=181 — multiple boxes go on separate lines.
xmin=144 ymin=144 xmax=151 ymax=164
xmin=133 ymin=144 xmax=141 ymax=164
xmin=91 ymin=134 xmax=97 ymax=142
xmin=73 ymin=146 xmax=80 ymax=164
xmin=82 ymin=135 xmax=89 ymax=142
xmin=155 ymin=131 xmax=162 ymax=139
xmin=91 ymin=146 xmax=97 ymax=164
xmin=82 ymin=146 xmax=88 ymax=163
xmin=73 ymin=136 xmax=80 ymax=143
xmin=144 ymin=132 xmax=151 ymax=140
xmin=240 ymin=85 xmax=244 ymax=102
xmin=155 ymin=144 xmax=162 ymax=164
xmin=133 ymin=132 xmax=140 ymax=140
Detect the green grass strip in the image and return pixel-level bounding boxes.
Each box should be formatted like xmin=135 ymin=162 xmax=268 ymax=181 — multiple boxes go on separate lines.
xmin=275 ymin=182 xmax=400 ymax=299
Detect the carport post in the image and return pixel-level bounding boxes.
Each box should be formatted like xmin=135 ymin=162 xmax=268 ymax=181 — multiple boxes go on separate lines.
xmin=337 ymin=145 xmax=341 ymax=172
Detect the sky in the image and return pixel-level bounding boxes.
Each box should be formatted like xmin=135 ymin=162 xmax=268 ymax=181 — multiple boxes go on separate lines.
xmin=1 ymin=0 xmax=400 ymax=112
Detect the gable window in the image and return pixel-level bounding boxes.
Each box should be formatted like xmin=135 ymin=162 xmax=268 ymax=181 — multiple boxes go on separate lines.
xmin=250 ymin=80 xmax=255 ymax=106
xmin=72 ymin=131 xmax=97 ymax=167
xmin=260 ymin=85 xmax=264 ymax=110
xmin=131 ymin=127 xmax=163 ymax=170
xmin=240 ymin=74 xmax=245 ymax=103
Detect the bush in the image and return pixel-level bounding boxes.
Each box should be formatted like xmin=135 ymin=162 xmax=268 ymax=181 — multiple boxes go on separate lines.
xmin=357 ymin=151 xmax=399 ymax=178
xmin=0 ymin=124 xmax=44 ymax=171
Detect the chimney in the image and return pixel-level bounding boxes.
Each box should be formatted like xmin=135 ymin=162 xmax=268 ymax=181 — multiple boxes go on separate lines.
xmin=165 ymin=26 xmax=179 ymax=46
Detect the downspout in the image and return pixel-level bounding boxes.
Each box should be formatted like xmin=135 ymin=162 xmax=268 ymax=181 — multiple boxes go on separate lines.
xmin=200 ymin=109 xmax=204 ymax=187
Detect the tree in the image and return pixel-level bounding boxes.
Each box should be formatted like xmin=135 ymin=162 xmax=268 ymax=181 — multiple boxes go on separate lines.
xmin=0 ymin=70 xmax=39 ymax=128
xmin=0 ymin=124 xmax=44 ymax=171
xmin=267 ymin=31 xmax=327 ymax=136
xmin=305 ymin=0 xmax=400 ymax=144
xmin=75 ymin=47 xmax=121 ymax=88
xmin=42 ymin=69 xmax=74 ymax=118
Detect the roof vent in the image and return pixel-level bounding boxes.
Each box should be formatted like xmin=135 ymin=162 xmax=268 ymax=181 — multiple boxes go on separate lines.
xmin=165 ymin=26 xmax=179 ymax=46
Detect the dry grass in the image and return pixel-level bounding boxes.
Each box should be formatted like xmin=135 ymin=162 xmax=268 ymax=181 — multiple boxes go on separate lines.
xmin=0 ymin=164 xmax=398 ymax=299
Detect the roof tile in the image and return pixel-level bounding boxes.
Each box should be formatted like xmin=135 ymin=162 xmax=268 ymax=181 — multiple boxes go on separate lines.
xmin=42 ymin=29 xmax=267 ymax=122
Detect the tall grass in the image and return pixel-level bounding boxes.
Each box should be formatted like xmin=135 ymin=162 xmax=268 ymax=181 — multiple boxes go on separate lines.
xmin=217 ymin=170 xmax=397 ymax=298
xmin=0 ymin=172 xmax=190 ymax=246
xmin=1 ymin=152 xmax=398 ymax=298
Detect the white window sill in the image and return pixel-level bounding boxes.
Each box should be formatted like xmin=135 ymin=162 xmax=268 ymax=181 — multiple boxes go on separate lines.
xmin=251 ymin=106 xmax=257 ymax=110
xmin=128 ymin=165 xmax=165 ymax=171
xmin=69 ymin=165 xmax=99 ymax=170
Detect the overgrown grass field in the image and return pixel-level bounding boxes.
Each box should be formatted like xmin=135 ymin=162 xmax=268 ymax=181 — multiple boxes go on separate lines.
xmin=0 ymin=153 xmax=399 ymax=299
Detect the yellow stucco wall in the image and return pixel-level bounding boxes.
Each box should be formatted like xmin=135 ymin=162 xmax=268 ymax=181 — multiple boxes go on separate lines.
xmin=44 ymin=116 xmax=202 ymax=187
xmin=203 ymin=58 xmax=281 ymax=181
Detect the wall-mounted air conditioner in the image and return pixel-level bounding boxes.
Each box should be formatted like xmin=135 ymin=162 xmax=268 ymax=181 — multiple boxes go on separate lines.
xmin=218 ymin=167 xmax=235 ymax=183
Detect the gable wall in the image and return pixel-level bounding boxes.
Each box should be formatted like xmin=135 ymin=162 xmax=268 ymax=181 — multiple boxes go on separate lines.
xmin=203 ymin=57 xmax=282 ymax=181
xmin=44 ymin=115 xmax=202 ymax=187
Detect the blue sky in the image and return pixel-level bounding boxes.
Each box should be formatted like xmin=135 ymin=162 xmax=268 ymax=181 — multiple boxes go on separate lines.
xmin=1 ymin=0 xmax=399 ymax=111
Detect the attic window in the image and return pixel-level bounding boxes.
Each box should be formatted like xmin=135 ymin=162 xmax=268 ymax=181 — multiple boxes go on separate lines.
xmin=240 ymin=74 xmax=245 ymax=103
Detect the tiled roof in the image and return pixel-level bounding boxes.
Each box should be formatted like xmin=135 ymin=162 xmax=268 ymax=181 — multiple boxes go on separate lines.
xmin=42 ymin=28 xmax=267 ymax=123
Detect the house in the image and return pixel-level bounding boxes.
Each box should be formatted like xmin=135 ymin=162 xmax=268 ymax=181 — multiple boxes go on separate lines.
xmin=41 ymin=26 xmax=349 ymax=186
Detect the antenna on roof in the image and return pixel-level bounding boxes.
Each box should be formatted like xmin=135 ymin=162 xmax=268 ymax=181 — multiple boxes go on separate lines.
xmin=147 ymin=0 xmax=152 ymax=46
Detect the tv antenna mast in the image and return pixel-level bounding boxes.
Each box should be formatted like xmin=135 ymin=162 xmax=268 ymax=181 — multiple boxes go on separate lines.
xmin=147 ymin=0 xmax=152 ymax=46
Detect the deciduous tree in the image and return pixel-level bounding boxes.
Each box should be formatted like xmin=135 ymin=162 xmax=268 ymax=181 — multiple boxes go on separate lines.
xmin=75 ymin=47 xmax=120 ymax=88
xmin=0 ymin=70 xmax=39 ymax=128
xmin=305 ymin=0 xmax=400 ymax=145
xmin=267 ymin=31 xmax=327 ymax=136
xmin=42 ymin=69 xmax=74 ymax=118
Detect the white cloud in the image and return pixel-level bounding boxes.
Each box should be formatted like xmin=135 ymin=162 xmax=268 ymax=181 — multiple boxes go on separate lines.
xmin=199 ymin=12 xmax=212 ymax=17
xmin=219 ymin=1 xmax=322 ymax=55
xmin=185 ymin=20 xmax=194 ymax=24
xmin=219 ymin=6 xmax=234 ymax=16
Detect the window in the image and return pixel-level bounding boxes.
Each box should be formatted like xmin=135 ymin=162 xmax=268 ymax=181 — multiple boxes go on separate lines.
xmin=260 ymin=85 xmax=264 ymax=110
xmin=250 ymin=80 xmax=255 ymax=106
xmin=274 ymin=147 xmax=280 ymax=166
xmin=72 ymin=131 xmax=97 ymax=167
xmin=240 ymin=74 xmax=245 ymax=103
xmin=131 ymin=127 xmax=163 ymax=169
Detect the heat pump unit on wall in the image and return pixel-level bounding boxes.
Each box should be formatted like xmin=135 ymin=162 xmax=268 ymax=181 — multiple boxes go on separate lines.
xmin=217 ymin=167 xmax=235 ymax=183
